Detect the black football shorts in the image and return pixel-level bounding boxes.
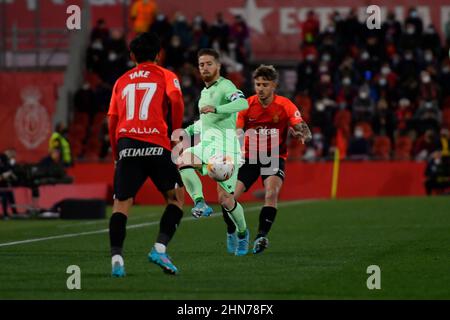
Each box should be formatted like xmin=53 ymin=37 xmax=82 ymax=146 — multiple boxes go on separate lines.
xmin=113 ymin=138 xmax=183 ymax=201
xmin=237 ymin=157 xmax=286 ymax=192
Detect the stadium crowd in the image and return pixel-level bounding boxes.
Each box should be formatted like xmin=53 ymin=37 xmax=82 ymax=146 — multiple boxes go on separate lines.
xmin=69 ymin=3 xmax=450 ymax=165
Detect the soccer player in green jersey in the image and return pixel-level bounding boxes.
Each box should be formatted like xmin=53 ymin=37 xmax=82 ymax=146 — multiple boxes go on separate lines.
xmin=177 ymin=48 xmax=250 ymax=256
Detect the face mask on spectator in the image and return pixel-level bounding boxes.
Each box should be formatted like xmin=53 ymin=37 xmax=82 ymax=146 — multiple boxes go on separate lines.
xmin=424 ymin=101 xmax=433 ymax=109
xmin=82 ymin=82 xmax=90 ymax=90
xmin=108 ymin=52 xmax=118 ymax=61
xmin=410 ymin=10 xmax=418 ymax=18
xmin=424 ymin=52 xmax=433 ymax=62
xmin=319 ymin=65 xmax=328 ymax=73
xmin=313 ymin=133 xmax=322 ymax=140
xmin=306 ymin=54 xmax=315 ymax=62
xmin=194 ymin=15 xmax=203 ymax=23
xmin=361 ymin=52 xmax=369 ymax=61
xmin=354 ymin=128 xmax=364 ymax=138
xmin=421 ymin=75 xmax=431 ymax=83
xmin=91 ymin=40 xmax=103 ymax=50
xmin=378 ymin=78 xmax=387 ymax=86
xmin=404 ymin=53 xmax=413 ymax=60
xmin=322 ymin=54 xmax=331 ymax=62
xmin=327 ymin=26 xmax=335 ymax=33
xmin=342 ymin=77 xmax=351 ymax=85
xmin=381 ymin=66 xmax=391 ymax=75
xmin=443 ymin=66 xmax=450 ymax=74
xmin=406 ymin=26 xmax=415 ymax=34
xmin=177 ymin=15 xmax=186 ymax=23
xmin=156 ymin=14 xmax=165 ymax=21
xmin=359 ymin=91 xmax=368 ymax=99
xmin=316 ymin=102 xmax=325 ymax=112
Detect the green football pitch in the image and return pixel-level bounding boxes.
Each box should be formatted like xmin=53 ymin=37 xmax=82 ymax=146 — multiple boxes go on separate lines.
xmin=0 ymin=196 xmax=449 ymax=300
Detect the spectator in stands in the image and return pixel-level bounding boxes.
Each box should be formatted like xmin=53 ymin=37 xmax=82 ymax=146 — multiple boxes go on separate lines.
xmin=192 ymin=14 xmax=210 ymax=49
xmin=347 ymin=126 xmax=370 ymax=160
xmin=209 ymin=12 xmax=230 ymax=51
xmin=104 ymin=29 xmax=129 ymax=85
xmin=165 ymin=35 xmax=186 ymax=71
xmin=382 ymin=11 xmax=402 ymax=45
xmin=413 ymin=129 xmax=438 ymax=161
xmin=150 ymin=13 xmax=173 ymax=49
xmin=352 ymin=85 xmax=375 ymax=123
xmin=172 ymin=12 xmax=192 ymax=49
xmin=90 ymin=18 xmax=110 ymax=44
xmin=439 ymin=60 xmax=450 ymax=99
xmin=130 ymin=0 xmax=158 ymax=34
xmin=0 ymin=149 xmax=18 ymax=219
xmin=404 ymin=7 xmax=423 ymax=38
xmin=372 ymin=98 xmax=396 ymax=141
xmin=74 ymin=81 xmax=96 ymax=120
xmin=422 ymin=24 xmax=441 ymax=56
xmin=424 ymin=151 xmax=450 ymax=195
xmin=300 ymin=10 xmax=320 ymax=44
xmin=230 ymin=15 xmax=251 ymax=63
xmin=49 ymin=123 xmax=72 ymax=168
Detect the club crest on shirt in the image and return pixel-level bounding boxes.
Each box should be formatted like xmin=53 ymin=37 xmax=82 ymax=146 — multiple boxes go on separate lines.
xmin=273 ymin=113 xmax=280 ymax=123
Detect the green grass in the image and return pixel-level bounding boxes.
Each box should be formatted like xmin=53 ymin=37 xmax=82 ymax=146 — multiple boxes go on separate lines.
xmin=0 ymin=196 xmax=449 ymax=299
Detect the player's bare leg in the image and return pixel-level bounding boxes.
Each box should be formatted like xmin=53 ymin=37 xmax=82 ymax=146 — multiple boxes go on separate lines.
xmin=148 ymin=187 xmax=184 ymax=275
xmin=178 ymin=151 xmax=212 ymax=218
xmin=218 ymin=184 xmax=249 ymax=256
xmin=253 ymin=176 xmax=283 ymax=254
xmin=109 ymin=197 xmax=133 ymax=277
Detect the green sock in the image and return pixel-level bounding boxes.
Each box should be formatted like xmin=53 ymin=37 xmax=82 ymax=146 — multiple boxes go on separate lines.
xmin=226 ymin=201 xmax=247 ymax=234
xmin=180 ymin=168 xmax=204 ymax=203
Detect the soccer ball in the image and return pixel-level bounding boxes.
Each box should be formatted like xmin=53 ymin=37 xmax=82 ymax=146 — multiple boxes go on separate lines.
xmin=206 ymin=154 xmax=234 ymax=182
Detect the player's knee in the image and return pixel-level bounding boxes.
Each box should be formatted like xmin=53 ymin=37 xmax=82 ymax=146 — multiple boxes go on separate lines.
xmin=165 ymin=189 xmax=184 ymax=209
xmin=112 ymin=198 xmax=133 ymax=215
xmin=219 ymin=192 xmax=234 ymax=209
xmin=264 ymin=188 xmax=279 ymax=205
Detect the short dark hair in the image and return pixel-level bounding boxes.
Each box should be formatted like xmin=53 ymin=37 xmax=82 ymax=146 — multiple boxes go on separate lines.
xmin=253 ymin=65 xmax=278 ymax=82
xmin=197 ymin=48 xmax=220 ymax=61
xmin=129 ymin=32 xmax=161 ymax=63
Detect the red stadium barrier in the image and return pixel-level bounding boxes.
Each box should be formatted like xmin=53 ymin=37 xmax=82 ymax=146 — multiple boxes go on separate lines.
xmin=62 ymin=161 xmax=427 ymax=206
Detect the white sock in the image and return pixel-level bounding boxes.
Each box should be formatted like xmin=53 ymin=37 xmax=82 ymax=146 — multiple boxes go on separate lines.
xmin=111 ymin=254 xmax=124 ymax=266
xmin=154 ymin=243 xmax=166 ymax=253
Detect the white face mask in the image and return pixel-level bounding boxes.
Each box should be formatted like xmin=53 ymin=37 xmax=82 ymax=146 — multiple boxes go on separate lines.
xmin=422 ymin=75 xmax=431 ymax=84
xmin=354 ymin=129 xmax=364 ymax=138
xmin=424 ymin=53 xmax=433 ymax=62
xmin=381 ymin=67 xmax=390 ymax=75
xmin=379 ymin=78 xmax=387 ymax=86
xmin=360 ymin=92 xmax=368 ymax=99
xmin=316 ymin=103 xmax=325 ymax=112
xmin=342 ymin=77 xmax=351 ymax=85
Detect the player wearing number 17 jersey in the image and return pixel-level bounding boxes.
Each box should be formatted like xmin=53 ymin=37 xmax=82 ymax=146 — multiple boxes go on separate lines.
xmin=107 ymin=33 xmax=185 ymax=277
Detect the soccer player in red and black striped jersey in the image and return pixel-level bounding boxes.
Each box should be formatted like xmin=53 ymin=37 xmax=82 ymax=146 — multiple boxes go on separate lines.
xmin=222 ymin=65 xmax=312 ymax=254
xmin=107 ymin=32 xmax=185 ymax=276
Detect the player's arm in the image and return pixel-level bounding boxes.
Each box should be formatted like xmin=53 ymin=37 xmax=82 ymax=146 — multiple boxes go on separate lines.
xmin=201 ymin=81 xmax=248 ymax=114
xmin=107 ymin=82 xmax=119 ymax=161
xmin=287 ymin=102 xmax=312 ymax=144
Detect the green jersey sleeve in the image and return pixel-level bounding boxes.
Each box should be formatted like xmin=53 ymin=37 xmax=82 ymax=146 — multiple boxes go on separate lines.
xmin=215 ymin=79 xmax=248 ymax=114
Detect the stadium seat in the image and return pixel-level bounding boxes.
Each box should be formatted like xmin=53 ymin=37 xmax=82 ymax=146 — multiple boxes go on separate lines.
xmin=394 ymin=136 xmax=413 ymax=160
xmin=372 ymin=136 xmax=392 ymax=160
xmin=443 ymin=108 xmax=450 ymax=130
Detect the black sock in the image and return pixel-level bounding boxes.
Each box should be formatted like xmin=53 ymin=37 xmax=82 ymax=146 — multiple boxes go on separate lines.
xmin=109 ymin=212 xmax=127 ymax=257
xmin=156 ymin=204 xmax=184 ymax=246
xmin=222 ymin=205 xmax=236 ymax=234
xmin=257 ymin=206 xmax=277 ymax=238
